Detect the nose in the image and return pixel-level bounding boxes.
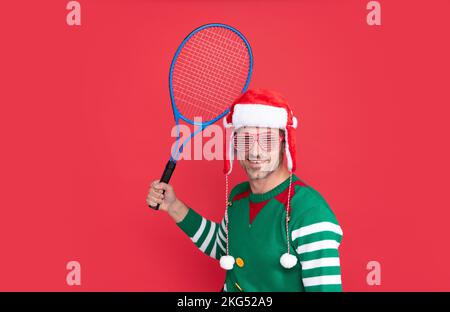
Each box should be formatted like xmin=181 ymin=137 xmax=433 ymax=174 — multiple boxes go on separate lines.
xmin=248 ymin=137 xmax=261 ymax=160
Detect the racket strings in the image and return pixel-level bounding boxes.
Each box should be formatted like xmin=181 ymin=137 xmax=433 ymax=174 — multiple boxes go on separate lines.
xmin=185 ymin=29 xmax=248 ymax=89
xmin=174 ymin=32 xmax=247 ymax=117
xmin=172 ymin=26 xmax=250 ymax=122
xmin=194 ymin=30 xmax=248 ymax=85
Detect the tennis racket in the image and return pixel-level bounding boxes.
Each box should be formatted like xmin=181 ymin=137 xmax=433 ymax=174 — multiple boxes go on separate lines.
xmin=150 ymin=23 xmax=253 ymax=210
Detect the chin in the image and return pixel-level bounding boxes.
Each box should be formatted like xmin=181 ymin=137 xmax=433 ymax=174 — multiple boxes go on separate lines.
xmin=240 ymin=159 xmax=280 ymax=180
xmin=246 ymin=167 xmax=274 ymax=180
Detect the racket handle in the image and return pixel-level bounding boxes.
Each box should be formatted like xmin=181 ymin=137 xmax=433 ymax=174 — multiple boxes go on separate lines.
xmin=150 ymin=160 xmax=176 ymax=210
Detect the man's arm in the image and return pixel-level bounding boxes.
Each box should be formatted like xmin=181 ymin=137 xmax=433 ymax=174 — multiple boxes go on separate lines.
xmin=174 ymin=201 xmax=227 ymax=260
xmin=146 ymin=181 xmax=226 ymax=260
xmin=291 ymin=204 xmax=343 ymax=292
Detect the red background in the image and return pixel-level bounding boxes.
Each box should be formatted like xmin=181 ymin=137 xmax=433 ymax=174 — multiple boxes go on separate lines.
xmin=1 ymin=0 xmax=449 ymax=291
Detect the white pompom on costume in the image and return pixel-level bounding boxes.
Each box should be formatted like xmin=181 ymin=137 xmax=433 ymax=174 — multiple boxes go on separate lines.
xmin=280 ymin=253 xmax=298 ymax=269
xmin=220 ymin=255 xmax=235 ymax=270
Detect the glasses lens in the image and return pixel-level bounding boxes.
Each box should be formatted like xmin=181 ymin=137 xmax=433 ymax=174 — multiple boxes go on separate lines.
xmin=258 ymin=132 xmax=279 ymax=151
xmin=233 ymin=132 xmax=253 ymax=151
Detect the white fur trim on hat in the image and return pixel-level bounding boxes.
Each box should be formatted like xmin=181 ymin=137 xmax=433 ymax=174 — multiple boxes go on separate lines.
xmin=232 ymin=104 xmax=288 ymax=130
xmin=280 ymin=253 xmax=298 ymax=269
xmin=292 ymin=116 xmax=298 ymax=129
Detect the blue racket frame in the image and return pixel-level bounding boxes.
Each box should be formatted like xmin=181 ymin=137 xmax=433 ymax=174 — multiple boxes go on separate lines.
xmin=150 ymin=23 xmax=253 ymax=210
xmin=168 ymin=23 xmax=253 ymax=162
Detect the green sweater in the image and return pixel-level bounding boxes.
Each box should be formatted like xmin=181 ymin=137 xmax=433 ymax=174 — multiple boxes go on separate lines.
xmin=176 ymin=174 xmax=343 ymax=292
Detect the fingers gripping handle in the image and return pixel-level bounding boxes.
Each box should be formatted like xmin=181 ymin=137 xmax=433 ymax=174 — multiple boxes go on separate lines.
xmin=150 ymin=160 xmax=176 ymax=210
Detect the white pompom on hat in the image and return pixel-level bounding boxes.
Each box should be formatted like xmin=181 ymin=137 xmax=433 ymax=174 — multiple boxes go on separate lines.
xmin=280 ymin=253 xmax=298 ymax=269
xmin=220 ymin=255 xmax=235 ymax=270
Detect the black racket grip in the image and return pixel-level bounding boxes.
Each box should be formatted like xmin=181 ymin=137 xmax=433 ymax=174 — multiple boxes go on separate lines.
xmin=150 ymin=160 xmax=176 ymax=210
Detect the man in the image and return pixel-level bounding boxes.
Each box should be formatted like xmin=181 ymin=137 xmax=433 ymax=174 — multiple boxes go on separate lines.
xmin=147 ymin=89 xmax=343 ymax=292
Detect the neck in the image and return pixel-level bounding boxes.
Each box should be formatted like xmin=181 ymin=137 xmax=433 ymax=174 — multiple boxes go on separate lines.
xmin=249 ymin=164 xmax=290 ymax=194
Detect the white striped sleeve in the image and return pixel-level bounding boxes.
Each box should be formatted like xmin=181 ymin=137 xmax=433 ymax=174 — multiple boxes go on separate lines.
xmin=176 ymin=208 xmax=226 ymax=261
xmin=291 ymin=205 xmax=343 ymax=292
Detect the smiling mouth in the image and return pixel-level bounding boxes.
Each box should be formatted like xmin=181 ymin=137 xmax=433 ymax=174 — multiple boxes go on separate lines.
xmin=247 ymin=159 xmax=269 ymax=165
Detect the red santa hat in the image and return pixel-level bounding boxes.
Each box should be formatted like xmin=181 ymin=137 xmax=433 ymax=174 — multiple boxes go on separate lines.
xmin=220 ymin=89 xmax=300 ymax=271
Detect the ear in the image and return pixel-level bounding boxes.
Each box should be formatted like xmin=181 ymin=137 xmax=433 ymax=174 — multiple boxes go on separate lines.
xmin=279 ymin=141 xmax=286 ymax=161
xmin=281 ymin=138 xmax=286 ymax=150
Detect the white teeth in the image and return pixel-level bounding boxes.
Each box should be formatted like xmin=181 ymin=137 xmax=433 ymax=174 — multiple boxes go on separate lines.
xmin=247 ymin=160 xmax=268 ymax=164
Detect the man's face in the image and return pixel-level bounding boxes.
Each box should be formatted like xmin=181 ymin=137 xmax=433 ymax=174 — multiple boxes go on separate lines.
xmin=235 ymin=127 xmax=284 ymax=180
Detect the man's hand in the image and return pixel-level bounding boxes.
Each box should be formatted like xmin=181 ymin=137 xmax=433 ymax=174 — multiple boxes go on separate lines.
xmin=147 ymin=180 xmax=176 ymax=211
xmin=147 ymin=180 xmax=188 ymax=223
